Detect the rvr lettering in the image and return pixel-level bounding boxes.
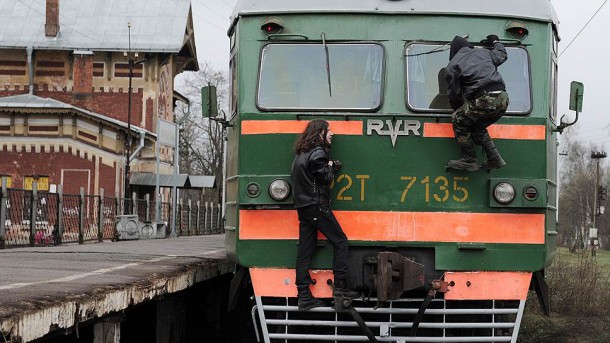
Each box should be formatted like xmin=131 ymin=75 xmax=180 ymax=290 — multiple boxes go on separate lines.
xmin=366 ymin=119 xmax=421 ymax=147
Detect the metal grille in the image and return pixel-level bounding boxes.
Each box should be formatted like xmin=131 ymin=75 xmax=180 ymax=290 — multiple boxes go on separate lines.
xmin=2 ymin=189 xmax=220 ymax=246
xmin=160 ymin=202 xmax=171 ymax=222
xmin=102 ymin=197 xmax=117 ymax=239
xmin=119 ymin=198 xmax=133 ymax=216
xmin=62 ymin=194 xmax=80 ymax=243
xmin=82 ymin=195 xmax=99 ymax=241
xmin=136 ymin=199 xmax=147 ymax=222
xmin=254 ymin=297 xmax=525 ymax=343
xmin=149 ymin=201 xmax=160 ymax=222
xmin=35 ymin=192 xmax=58 ymax=246
xmin=5 ymin=189 xmax=29 ymax=246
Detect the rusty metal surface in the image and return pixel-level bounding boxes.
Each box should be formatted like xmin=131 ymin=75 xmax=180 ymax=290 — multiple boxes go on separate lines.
xmin=374 ymin=251 xmax=425 ymax=302
xmin=0 ymin=234 xmax=233 ymax=342
xmin=102 ymin=197 xmax=117 ymax=239
xmin=5 ymin=189 xmax=29 ymax=246
xmin=62 ymin=194 xmax=80 ymax=243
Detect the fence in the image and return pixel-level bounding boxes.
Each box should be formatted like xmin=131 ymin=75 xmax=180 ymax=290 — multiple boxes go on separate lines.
xmin=0 ymin=182 xmax=222 ymax=249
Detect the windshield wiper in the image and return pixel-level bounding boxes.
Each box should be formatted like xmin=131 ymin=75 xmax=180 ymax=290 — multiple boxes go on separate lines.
xmin=321 ymin=32 xmax=332 ymax=97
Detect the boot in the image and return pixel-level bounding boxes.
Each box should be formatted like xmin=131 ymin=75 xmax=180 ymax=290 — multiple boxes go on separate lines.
xmin=297 ymin=288 xmax=326 ymax=311
xmin=447 ymin=137 xmax=479 ymax=171
xmin=333 ymin=280 xmax=360 ymax=299
xmin=447 ymin=157 xmax=480 ymax=171
xmin=481 ymin=137 xmax=506 ymax=169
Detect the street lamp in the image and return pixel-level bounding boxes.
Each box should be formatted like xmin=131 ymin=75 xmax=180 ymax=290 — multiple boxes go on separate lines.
xmin=591 ymin=151 xmax=606 ymax=256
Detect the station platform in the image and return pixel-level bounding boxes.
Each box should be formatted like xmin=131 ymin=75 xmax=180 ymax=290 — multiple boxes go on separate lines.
xmin=0 ymin=235 xmax=234 ymax=342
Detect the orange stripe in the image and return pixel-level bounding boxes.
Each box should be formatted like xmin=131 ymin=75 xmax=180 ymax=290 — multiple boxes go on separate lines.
xmin=242 ymin=120 xmax=363 ymax=135
xmin=445 ymin=272 xmax=532 ymax=300
xmin=424 ymin=123 xmax=545 ymax=140
xmin=250 ymin=268 xmax=532 ymax=300
xmin=239 ymin=210 xmax=545 ymax=244
xmin=250 ymin=268 xmax=334 ymax=298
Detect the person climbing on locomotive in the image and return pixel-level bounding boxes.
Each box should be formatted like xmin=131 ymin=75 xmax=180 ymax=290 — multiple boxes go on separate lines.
xmin=291 ymin=119 xmax=359 ymax=311
xmin=445 ymin=35 xmax=510 ymax=171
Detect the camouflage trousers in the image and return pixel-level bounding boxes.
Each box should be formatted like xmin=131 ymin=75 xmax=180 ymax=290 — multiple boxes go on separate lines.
xmin=452 ymin=91 xmax=509 ymax=157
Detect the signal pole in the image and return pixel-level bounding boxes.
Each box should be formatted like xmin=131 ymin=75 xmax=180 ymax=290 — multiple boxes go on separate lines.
xmin=591 ymin=151 xmax=606 ymax=256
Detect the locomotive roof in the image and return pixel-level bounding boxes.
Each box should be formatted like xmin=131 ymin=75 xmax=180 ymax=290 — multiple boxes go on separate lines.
xmin=230 ymin=0 xmax=558 ymax=32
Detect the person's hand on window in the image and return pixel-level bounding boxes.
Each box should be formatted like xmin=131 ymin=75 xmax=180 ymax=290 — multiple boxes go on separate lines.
xmin=485 ymin=35 xmax=499 ymax=45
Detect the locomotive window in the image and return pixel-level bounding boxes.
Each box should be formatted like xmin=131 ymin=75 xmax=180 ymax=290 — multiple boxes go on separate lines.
xmin=257 ymin=43 xmax=383 ymax=111
xmin=405 ymin=44 xmax=531 ymax=115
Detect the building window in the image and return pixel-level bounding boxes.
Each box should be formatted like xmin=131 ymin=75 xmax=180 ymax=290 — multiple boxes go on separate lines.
xmin=114 ymin=63 xmax=143 ymax=78
xmin=24 ymin=176 xmax=49 ymax=191
xmin=0 ymin=60 xmax=26 ymax=76
xmin=93 ymin=62 xmax=105 ymax=77
xmin=36 ymin=60 xmax=66 ymax=77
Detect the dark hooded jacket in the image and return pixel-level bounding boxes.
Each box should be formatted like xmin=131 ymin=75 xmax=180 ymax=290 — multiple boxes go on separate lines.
xmin=445 ymin=36 xmax=507 ymax=110
xmin=291 ymin=146 xmax=334 ymax=208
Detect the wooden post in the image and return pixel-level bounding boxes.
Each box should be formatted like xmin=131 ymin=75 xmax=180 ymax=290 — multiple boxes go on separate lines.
xmin=177 ymin=199 xmax=182 ymax=236
xmin=217 ymin=203 xmax=222 ymax=234
xmin=204 ymin=202 xmax=209 ymax=234
xmin=132 ymin=192 xmax=137 ymax=216
xmin=145 ymin=193 xmax=150 ymax=221
xmin=187 ymin=199 xmax=192 ymax=236
xmin=196 ymin=200 xmax=200 ymax=235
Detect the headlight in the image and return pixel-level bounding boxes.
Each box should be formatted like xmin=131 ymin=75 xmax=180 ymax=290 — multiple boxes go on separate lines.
xmin=269 ymin=179 xmax=290 ymax=201
xmin=493 ymin=182 xmax=515 ymax=204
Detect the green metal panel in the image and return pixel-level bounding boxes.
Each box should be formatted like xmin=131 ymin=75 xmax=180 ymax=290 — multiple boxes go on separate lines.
xmin=232 ymin=240 xmax=546 ymax=271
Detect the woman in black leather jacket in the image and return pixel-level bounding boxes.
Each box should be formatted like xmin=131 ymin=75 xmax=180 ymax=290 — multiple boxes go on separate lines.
xmin=290 ymin=119 xmax=359 ymax=311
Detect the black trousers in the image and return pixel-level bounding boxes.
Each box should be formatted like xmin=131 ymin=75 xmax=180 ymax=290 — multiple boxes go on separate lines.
xmin=295 ymin=204 xmax=349 ymax=290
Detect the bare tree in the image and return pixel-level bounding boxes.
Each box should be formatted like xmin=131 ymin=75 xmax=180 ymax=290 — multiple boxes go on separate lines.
xmin=558 ymin=129 xmax=608 ymax=250
xmin=174 ymin=62 xmax=228 ymax=203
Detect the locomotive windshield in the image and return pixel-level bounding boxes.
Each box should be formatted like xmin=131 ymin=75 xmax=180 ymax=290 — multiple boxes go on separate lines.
xmin=257 ymin=43 xmax=383 ymax=111
xmin=406 ymin=44 xmax=532 ymax=114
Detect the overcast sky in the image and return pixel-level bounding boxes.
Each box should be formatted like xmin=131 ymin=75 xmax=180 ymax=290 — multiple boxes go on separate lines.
xmin=190 ymin=0 xmax=609 ymax=150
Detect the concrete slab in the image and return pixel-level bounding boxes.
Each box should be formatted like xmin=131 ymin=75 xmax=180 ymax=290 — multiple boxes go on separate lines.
xmin=0 ymin=235 xmax=234 ymax=342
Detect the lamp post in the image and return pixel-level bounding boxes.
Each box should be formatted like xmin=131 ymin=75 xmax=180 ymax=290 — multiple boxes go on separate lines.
xmin=123 ymin=23 xmax=145 ymax=201
xmin=123 ymin=22 xmax=134 ymax=200
xmin=591 ymin=151 xmax=606 ymax=256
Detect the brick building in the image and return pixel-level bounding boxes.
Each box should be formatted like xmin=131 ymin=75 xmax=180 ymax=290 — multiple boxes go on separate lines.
xmin=0 ymin=0 xmax=198 ymax=196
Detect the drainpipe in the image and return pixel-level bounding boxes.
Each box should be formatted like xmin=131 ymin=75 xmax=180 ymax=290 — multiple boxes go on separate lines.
xmin=27 ymin=46 xmax=34 ymax=95
xmin=129 ymin=130 xmax=145 ymax=162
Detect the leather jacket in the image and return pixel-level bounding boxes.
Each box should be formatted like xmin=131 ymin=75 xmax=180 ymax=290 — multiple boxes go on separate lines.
xmin=291 ymin=146 xmax=334 ymax=208
xmin=445 ymin=41 xmax=507 ymax=110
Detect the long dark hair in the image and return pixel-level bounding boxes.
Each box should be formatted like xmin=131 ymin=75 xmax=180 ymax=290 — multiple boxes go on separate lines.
xmin=294 ymin=119 xmax=329 ymax=154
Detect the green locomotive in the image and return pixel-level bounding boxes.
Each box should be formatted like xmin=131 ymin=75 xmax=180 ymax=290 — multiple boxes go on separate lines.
xmin=202 ymin=0 xmax=580 ymax=341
